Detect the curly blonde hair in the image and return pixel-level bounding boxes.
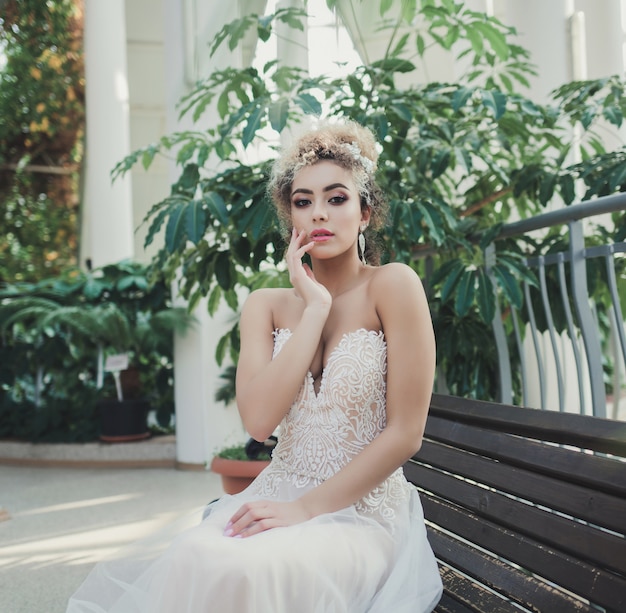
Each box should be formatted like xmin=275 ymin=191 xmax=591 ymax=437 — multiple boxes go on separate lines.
xmin=267 ymin=120 xmax=388 ymax=264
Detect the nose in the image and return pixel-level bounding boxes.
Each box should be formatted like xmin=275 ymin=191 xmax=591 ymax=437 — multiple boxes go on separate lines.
xmin=311 ymin=199 xmax=328 ymax=221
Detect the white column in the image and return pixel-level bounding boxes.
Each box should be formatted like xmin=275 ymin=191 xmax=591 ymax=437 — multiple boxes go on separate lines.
xmin=277 ymin=0 xmax=308 ymax=71
xmin=576 ymin=0 xmax=624 ymax=79
xmin=336 ymin=0 xmax=459 ymax=85
xmin=164 ymin=0 xmax=248 ymax=469
xmin=82 ymin=0 xmax=134 ymax=268
xmin=171 ymin=297 xmax=246 ymax=469
xmin=494 ymin=0 xmax=570 ymax=103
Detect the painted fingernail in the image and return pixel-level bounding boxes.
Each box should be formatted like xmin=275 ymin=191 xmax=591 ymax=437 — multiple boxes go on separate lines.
xmin=223 ymin=527 xmax=233 ymax=536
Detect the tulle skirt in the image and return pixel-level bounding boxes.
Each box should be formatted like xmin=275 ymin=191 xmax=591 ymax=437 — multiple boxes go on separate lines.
xmin=67 ymin=476 xmax=442 ymax=613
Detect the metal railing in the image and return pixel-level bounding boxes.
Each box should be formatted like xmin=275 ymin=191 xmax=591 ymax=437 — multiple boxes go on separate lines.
xmin=487 ymin=191 xmax=626 ymax=419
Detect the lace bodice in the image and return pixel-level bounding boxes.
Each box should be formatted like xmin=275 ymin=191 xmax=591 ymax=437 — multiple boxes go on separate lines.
xmin=250 ymin=328 xmax=411 ymax=527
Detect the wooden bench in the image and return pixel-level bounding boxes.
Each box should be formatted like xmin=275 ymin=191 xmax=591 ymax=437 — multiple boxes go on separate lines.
xmin=404 ymin=393 xmax=626 ymax=613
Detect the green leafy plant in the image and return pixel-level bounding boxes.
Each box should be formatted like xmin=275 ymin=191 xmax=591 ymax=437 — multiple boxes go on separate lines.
xmin=114 ymin=1 xmax=625 ymax=401
xmin=0 ymin=0 xmax=84 ymax=282
xmin=217 ymin=444 xmax=271 ymax=462
xmin=0 ymin=261 xmax=193 ymax=440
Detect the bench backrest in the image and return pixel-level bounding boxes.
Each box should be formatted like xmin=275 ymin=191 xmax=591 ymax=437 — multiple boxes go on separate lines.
xmin=404 ymin=394 xmax=626 ymax=613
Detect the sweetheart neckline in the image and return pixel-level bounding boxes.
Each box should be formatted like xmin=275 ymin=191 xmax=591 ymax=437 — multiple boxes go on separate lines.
xmin=273 ymin=327 xmax=386 ymax=399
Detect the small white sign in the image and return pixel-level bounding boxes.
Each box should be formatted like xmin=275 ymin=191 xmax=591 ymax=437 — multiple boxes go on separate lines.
xmin=104 ymin=353 xmax=129 ymax=372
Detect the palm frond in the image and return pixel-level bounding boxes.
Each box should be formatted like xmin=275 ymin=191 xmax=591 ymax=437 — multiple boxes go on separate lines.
xmin=0 ymin=297 xmax=61 ymax=331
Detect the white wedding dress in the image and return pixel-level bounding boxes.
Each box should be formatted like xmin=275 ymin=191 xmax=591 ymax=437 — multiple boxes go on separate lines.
xmin=67 ymin=328 xmax=443 ymax=612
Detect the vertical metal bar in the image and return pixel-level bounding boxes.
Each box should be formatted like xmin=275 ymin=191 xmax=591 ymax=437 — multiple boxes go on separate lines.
xmin=569 ymin=220 xmax=606 ymax=417
xmin=538 ymin=256 xmax=565 ymax=411
xmin=608 ymin=308 xmax=622 ymax=420
xmin=605 ymin=249 xmax=626 ymax=420
xmin=511 ymin=307 xmax=528 ymax=406
xmin=605 ymin=249 xmax=626 ymax=371
xmin=485 ymin=245 xmax=512 ymax=404
xmin=557 ymin=254 xmax=586 ymax=414
xmin=524 ymin=280 xmax=546 ymax=410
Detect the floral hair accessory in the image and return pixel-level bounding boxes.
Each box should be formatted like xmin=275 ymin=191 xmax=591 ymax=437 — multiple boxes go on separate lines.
xmin=341 ymin=142 xmax=376 ymax=175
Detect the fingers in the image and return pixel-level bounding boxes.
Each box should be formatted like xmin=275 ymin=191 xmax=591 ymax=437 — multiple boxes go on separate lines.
xmin=287 ymin=229 xmax=316 ymax=290
xmin=224 ymin=502 xmax=277 ymax=538
xmin=287 ymin=228 xmax=314 ymax=259
xmin=302 ymin=263 xmax=315 ymax=280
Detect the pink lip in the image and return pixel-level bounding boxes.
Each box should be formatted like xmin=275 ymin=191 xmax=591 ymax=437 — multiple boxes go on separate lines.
xmin=310 ymin=229 xmax=333 ymax=241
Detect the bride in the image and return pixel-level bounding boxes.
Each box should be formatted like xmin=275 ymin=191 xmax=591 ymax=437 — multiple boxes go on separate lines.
xmin=67 ymin=119 xmax=443 ymax=612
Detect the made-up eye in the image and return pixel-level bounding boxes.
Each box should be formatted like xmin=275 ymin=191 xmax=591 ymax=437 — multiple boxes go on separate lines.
xmin=292 ymin=198 xmax=311 ymax=207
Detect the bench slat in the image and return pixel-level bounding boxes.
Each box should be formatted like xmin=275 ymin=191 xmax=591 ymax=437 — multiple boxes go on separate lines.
xmin=425 ymin=415 xmax=626 ymax=496
xmin=406 ymin=460 xmax=626 ymax=576
xmin=427 ymin=526 xmax=597 ymax=613
xmin=429 ymin=394 xmax=626 ymax=455
xmin=416 ymin=439 xmax=626 ymax=533
xmin=436 ymin=566 xmax=523 ymax=613
xmin=436 ymin=591 xmax=476 ymax=613
xmin=423 ymin=495 xmax=626 ymax=612
xmin=409 ymin=396 xmax=626 ymax=612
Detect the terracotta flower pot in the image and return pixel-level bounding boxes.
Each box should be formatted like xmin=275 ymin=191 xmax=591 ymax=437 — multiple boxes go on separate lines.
xmin=210 ymin=456 xmax=270 ymax=494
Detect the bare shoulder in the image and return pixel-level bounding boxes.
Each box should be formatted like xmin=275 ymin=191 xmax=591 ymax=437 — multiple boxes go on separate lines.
xmin=368 ymin=262 xmax=430 ymax=330
xmin=243 ymin=286 xmax=293 ymax=308
xmin=369 ymin=262 xmax=424 ymax=296
xmin=240 ymin=286 xmax=295 ymax=327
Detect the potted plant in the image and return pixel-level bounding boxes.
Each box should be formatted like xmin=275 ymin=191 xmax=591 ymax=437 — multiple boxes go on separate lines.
xmin=0 ymin=261 xmax=194 ymax=442
xmin=0 ymin=278 xmax=194 ymax=441
xmin=85 ymin=302 xmax=195 ymax=441
xmin=210 ymin=436 xmax=276 ymax=494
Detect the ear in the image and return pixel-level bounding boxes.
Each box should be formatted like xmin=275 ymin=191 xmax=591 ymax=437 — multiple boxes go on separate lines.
xmin=360 ymin=206 xmax=371 ymax=225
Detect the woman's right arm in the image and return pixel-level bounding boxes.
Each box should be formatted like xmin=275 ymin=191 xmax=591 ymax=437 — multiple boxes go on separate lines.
xmin=235 ymin=229 xmax=331 ymax=441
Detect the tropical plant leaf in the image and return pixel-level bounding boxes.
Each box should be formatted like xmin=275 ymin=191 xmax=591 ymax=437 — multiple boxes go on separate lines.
xmin=144 ymin=206 xmax=170 ymax=248
xmin=473 ymin=21 xmax=510 ymax=60
xmin=203 ymin=192 xmax=229 ymax=226
xmin=268 ymin=97 xmax=289 ymax=132
xmin=215 ymin=331 xmax=229 ymax=366
xmin=242 ymin=104 xmax=265 ymax=147
xmin=454 ymin=269 xmax=476 ymax=317
xmin=371 ymin=58 xmax=416 ymax=73
xmin=493 ymin=264 xmax=523 ymax=308
xmin=603 ymin=105 xmax=623 ymax=127
xmin=185 ymin=199 xmax=207 ymax=245
xmin=439 ymin=259 xmax=465 ymax=302
xmin=207 ymin=284 xmax=222 ymax=316
xmin=481 ymin=89 xmax=507 ymax=119
xmin=165 ymin=202 xmax=187 ymax=253
xmin=215 ymin=251 xmax=233 ymax=290
xmin=294 ymin=92 xmax=322 ymax=116
xmin=172 ymin=163 xmax=200 ymax=196
xmin=476 ymin=267 xmax=496 ymax=323
xmin=452 ymin=86 xmax=473 ymax=112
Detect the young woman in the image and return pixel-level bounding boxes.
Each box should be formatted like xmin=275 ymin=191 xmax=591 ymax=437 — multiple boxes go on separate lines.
xmin=67 ymin=120 xmax=443 ymax=612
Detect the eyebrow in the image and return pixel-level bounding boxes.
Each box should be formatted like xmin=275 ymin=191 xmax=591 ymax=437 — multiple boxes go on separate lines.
xmin=290 ymin=183 xmax=350 ymax=197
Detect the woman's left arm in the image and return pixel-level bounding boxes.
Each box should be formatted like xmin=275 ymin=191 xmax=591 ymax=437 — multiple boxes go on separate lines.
xmin=226 ymin=263 xmax=435 ymax=537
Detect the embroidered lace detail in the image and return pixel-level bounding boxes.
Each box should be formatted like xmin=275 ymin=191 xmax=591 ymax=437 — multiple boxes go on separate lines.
xmin=249 ymin=328 xmax=412 ymax=529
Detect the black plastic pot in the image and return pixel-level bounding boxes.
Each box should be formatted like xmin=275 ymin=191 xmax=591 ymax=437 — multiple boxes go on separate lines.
xmin=98 ymin=398 xmax=150 ymax=442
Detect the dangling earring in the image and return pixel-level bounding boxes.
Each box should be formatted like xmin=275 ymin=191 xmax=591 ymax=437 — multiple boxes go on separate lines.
xmin=358 ymin=224 xmax=367 ymax=265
